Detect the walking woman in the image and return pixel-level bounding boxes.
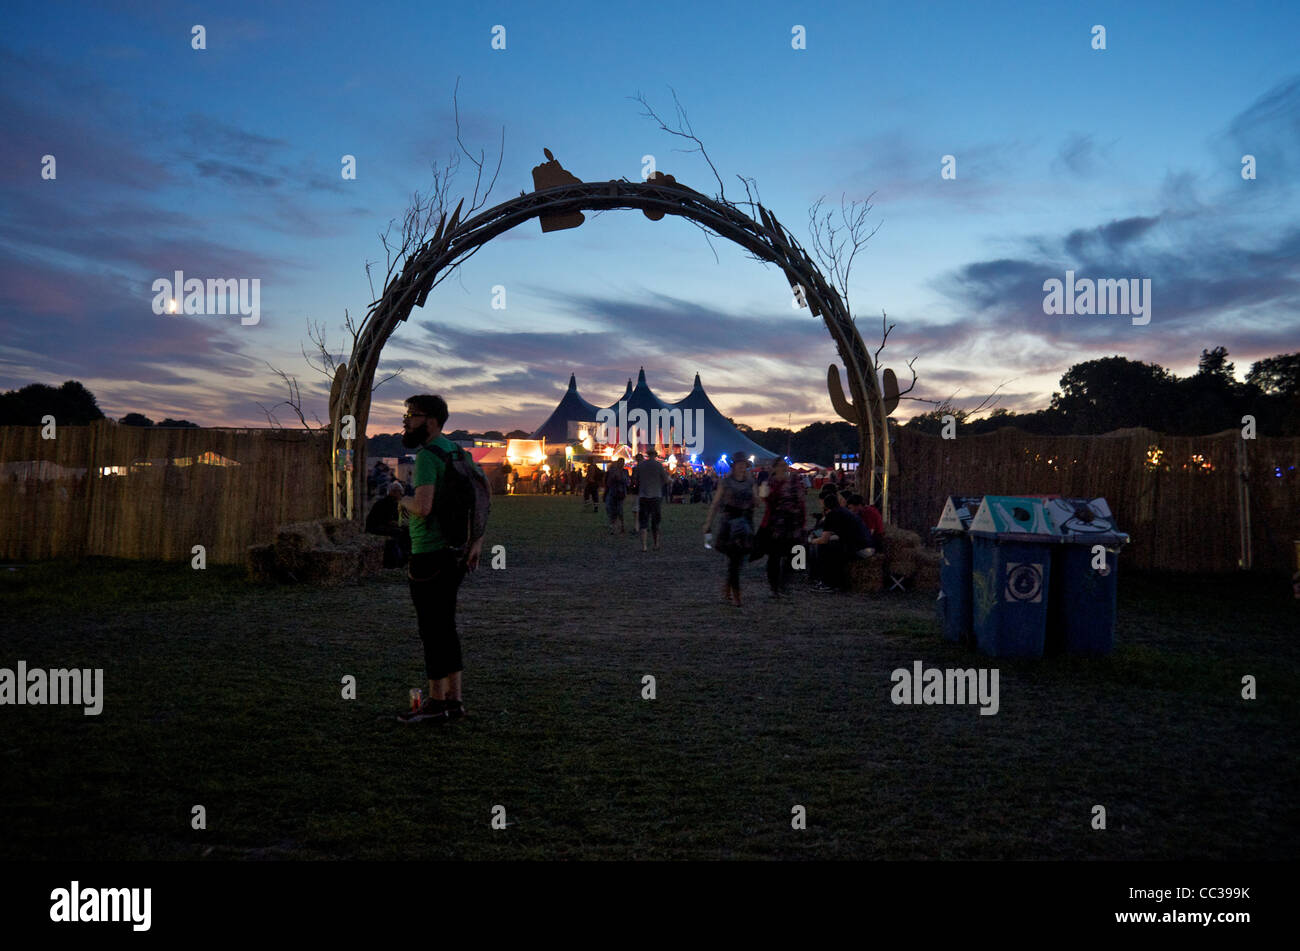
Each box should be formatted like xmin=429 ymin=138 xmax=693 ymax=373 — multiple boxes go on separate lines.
xmin=703 ymin=455 xmax=756 ymax=606
xmin=761 ymin=458 xmax=807 ymax=599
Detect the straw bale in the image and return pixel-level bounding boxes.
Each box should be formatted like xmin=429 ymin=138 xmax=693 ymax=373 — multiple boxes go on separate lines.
xmin=849 ymin=554 xmax=885 ymax=593
xmin=880 ymin=525 xmax=921 ymax=559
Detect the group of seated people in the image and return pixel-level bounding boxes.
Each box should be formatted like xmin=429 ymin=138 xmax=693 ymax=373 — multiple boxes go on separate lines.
xmin=807 ymin=486 xmax=884 ymax=591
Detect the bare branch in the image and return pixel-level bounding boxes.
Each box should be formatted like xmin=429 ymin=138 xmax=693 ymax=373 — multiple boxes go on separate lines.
xmin=453 ymin=75 xmax=504 ymax=216
xmin=874 ymin=309 xmax=895 ymax=364
xmin=965 ymin=378 xmax=1015 ymax=417
xmin=896 ymin=355 xmax=919 ymax=397
xmin=631 ymin=88 xmax=726 ymax=201
xmin=807 ymin=192 xmax=881 ymax=313
xmin=259 ymin=362 xmax=322 ymax=430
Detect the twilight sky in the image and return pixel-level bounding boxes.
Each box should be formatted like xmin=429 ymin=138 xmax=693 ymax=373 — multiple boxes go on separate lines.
xmin=2 ymin=0 xmax=1297 ymax=435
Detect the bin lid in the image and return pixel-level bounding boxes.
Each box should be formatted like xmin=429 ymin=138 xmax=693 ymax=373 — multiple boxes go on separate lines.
xmin=969 ymin=495 xmax=1059 ymax=539
xmin=1046 ymin=497 xmax=1129 ymax=544
xmin=934 ymin=495 xmax=984 ymax=532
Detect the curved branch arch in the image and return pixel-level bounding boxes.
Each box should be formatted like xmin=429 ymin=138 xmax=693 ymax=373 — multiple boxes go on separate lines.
xmin=332 ymin=177 xmax=891 ymax=521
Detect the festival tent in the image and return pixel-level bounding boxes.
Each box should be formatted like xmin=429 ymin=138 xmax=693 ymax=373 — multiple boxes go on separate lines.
xmin=603 ymin=367 xmax=675 ymax=448
xmin=468 ymin=446 xmax=507 ymax=467
xmin=671 ymin=373 xmax=780 ymax=466
xmin=529 ymin=368 xmax=780 ymax=465
xmin=531 ymin=373 xmax=602 ymax=444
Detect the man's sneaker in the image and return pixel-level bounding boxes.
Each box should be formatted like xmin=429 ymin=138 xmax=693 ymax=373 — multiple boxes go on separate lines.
xmin=397 ymin=697 xmax=448 ymax=724
xmin=444 ymin=699 xmax=468 ymax=721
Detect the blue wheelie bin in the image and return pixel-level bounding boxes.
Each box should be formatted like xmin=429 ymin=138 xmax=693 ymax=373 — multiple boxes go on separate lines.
xmin=1045 ymin=498 xmax=1128 ymax=655
xmin=968 ymin=496 xmax=1058 ymax=658
xmin=932 ymin=495 xmax=983 ymax=646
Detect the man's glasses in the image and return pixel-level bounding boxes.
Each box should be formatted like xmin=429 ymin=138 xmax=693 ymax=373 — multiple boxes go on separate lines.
xmin=402 ymin=413 xmax=426 ymax=423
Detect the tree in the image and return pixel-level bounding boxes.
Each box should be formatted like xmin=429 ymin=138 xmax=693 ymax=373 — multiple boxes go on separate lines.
xmin=505 ymin=429 xmax=531 ymax=439
xmin=157 ymin=418 xmax=200 ymax=428
xmin=1197 ymin=346 xmax=1235 ymax=381
xmin=0 ymin=380 xmax=105 ymax=425
xmin=119 ymin=413 xmax=154 ymax=427
xmin=1049 ymin=356 xmax=1177 ymax=433
xmin=904 ymin=402 xmax=969 ymax=435
xmin=1246 ymin=352 xmax=1300 ymax=397
xmin=789 ymin=420 xmax=857 ymax=467
xmin=482 ymin=430 xmax=504 ymax=440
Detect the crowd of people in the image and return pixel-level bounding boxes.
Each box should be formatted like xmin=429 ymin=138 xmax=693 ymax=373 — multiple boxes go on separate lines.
xmin=699 ymin=459 xmax=882 ymax=605
xmin=368 ymin=447 xmax=879 ymax=610
xmin=501 ymin=458 xmax=736 ymax=504
xmin=367 ymin=399 xmax=880 ymax=727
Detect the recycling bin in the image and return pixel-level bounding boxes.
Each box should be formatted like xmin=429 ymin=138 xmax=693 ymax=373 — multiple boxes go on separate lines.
xmin=968 ymin=496 xmax=1058 ymax=658
xmin=1045 ymin=498 xmax=1128 ymax=655
xmin=932 ymin=495 xmax=983 ymax=646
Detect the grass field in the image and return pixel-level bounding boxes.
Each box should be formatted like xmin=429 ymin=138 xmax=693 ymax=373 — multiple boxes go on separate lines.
xmin=2 ymin=494 xmax=1297 ymax=860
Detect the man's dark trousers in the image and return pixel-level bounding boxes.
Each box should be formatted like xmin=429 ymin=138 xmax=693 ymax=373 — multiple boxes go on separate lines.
xmin=408 ymin=549 xmax=467 ymax=680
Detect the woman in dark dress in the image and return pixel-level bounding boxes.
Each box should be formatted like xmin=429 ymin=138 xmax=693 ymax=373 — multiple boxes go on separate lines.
xmin=760 ymin=458 xmax=807 ymax=599
xmin=703 ymin=456 xmax=756 ymax=606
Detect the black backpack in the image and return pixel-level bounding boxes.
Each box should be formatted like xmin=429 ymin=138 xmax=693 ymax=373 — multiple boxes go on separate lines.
xmin=419 ymin=443 xmax=491 ymax=549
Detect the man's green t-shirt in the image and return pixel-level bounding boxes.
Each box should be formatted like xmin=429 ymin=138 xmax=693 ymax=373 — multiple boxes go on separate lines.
xmin=410 ymin=434 xmax=457 ymax=554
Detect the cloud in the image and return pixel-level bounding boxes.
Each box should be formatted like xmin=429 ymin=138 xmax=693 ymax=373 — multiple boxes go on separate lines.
xmin=1052 ymin=133 xmax=1118 ymax=178
xmin=1226 ymin=74 xmax=1300 ymax=179
xmin=194 ymin=159 xmax=282 ymax=188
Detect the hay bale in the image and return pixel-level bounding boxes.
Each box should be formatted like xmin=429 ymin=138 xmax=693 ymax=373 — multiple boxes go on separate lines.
xmin=849 ymin=554 xmax=886 ymax=593
xmin=880 ymin=525 xmax=922 ymax=560
xmin=299 ymin=547 xmax=359 ymax=584
xmin=260 ymin=518 xmax=390 ymax=584
xmin=357 ymin=537 xmax=385 ymax=576
xmin=887 ymin=550 xmax=918 ymax=582
xmin=912 ymin=550 xmax=942 ymax=592
xmin=320 ymin=517 xmax=360 ymax=545
xmin=276 ymin=520 xmax=329 ymax=550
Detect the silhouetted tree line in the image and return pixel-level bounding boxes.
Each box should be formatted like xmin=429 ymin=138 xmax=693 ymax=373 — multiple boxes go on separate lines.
xmin=0 ymin=381 xmax=199 ymax=427
xmin=905 ymin=349 xmax=1299 ymax=438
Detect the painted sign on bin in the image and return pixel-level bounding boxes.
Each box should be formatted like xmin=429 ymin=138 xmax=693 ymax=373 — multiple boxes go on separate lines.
xmin=969 ymin=496 xmax=1058 ymax=537
xmin=1045 ymin=498 xmax=1126 ymax=542
xmin=936 ymin=495 xmax=984 ymax=532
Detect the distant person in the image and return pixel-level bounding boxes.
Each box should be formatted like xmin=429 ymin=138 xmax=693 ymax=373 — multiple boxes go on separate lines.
xmin=505 ymin=465 xmax=517 ymax=495
xmin=703 ymin=455 xmax=756 ymax=605
xmin=395 ymin=394 xmax=486 ymax=725
xmin=366 ymin=481 xmax=410 ymax=568
xmin=584 ymin=463 xmax=602 ymax=512
xmin=629 ymin=453 xmax=643 ymax=531
xmin=761 ymin=458 xmax=806 ymax=599
xmin=633 ymin=449 xmax=668 ymax=551
xmin=701 ymin=471 xmax=715 ymax=504
xmin=604 ymin=459 xmax=629 ymax=534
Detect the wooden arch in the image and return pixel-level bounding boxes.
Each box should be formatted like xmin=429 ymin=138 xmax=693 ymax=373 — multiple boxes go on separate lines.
xmin=330 ymin=169 xmax=893 ymax=521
